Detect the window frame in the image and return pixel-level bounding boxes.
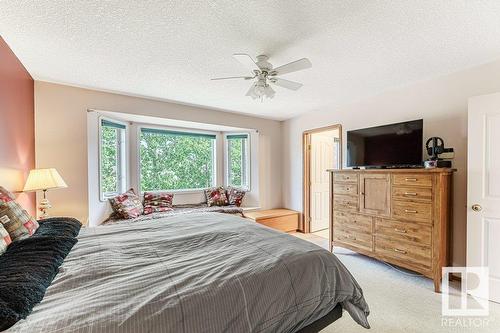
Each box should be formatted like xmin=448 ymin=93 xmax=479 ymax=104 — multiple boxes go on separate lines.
xmin=137 ymin=125 xmax=218 ymax=194
xmin=98 ymin=116 xmax=128 ymax=201
xmin=224 ymin=132 xmax=251 ymax=191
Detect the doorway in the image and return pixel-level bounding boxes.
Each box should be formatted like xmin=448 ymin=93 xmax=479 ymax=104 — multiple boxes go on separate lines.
xmin=303 ymin=125 xmax=342 ymax=236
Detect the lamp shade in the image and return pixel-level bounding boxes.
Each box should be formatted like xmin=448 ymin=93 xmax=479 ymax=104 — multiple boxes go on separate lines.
xmin=23 ymin=168 xmax=67 ymax=192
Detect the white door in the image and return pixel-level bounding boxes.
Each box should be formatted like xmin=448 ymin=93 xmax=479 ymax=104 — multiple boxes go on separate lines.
xmin=468 ymin=92 xmax=500 ymax=303
xmin=310 ymin=130 xmax=339 ymax=232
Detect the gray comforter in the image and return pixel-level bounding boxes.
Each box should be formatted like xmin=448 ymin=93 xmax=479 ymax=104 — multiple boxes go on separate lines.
xmin=9 ymin=213 xmax=370 ymax=332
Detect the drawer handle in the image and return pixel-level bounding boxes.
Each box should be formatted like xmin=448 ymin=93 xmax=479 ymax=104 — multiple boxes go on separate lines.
xmin=394 ymin=228 xmax=407 ymax=233
xmin=394 ymin=248 xmax=407 ymax=254
xmin=405 ymin=178 xmax=417 ymax=182
xmin=404 ymin=192 xmax=417 ymax=196
xmin=404 ymin=209 xmax=418 ymax=213
xmin=346 ymin=187 xmax=350 ymax=191
xmin=346 ymin=235 xmax=356 ymax=240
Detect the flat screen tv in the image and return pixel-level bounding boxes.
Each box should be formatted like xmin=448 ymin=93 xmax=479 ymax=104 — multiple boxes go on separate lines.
xmin=347 ymin=119 xmax=423 ymax=168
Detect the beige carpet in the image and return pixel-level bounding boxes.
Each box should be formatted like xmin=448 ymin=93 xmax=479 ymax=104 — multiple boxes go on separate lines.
xmin=291 ymin=232 xmax=500 ymax=333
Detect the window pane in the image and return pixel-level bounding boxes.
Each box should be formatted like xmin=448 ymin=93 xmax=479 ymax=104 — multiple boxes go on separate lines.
xmin=101 ymin=126 xmax=119 ymax=194
xmin=227 ymin=136 xmax=248 ymax=188
xmin=140 ymin=130 xmax=215 ymax=191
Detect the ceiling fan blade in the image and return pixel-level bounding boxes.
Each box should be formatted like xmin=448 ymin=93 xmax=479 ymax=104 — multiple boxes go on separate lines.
xmin=270 ymin=78 xmax=303 ymax=91
xmin=211 ymin=76 xmax=253 ymax=81
xmin=271 ymin=58 xmax=312 ymax=76
xmin=233 ymin=53 xmax=260 ymax=73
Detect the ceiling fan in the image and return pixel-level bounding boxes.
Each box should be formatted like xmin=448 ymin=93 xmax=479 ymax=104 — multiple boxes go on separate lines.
xmin=211 ymin=54 xmax=312 ymax=100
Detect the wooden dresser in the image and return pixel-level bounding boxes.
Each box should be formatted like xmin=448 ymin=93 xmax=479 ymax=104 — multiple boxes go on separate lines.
xmin=328 ymin=169 xmax=454 ymax=292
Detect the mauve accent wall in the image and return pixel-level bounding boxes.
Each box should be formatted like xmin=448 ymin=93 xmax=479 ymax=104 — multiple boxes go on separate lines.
xmin=0 ymin=36 xmax=35 ymax=214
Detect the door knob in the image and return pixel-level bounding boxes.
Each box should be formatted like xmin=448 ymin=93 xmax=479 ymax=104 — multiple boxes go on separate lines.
xmin=471 ymin=204 xmax=482 ymax=212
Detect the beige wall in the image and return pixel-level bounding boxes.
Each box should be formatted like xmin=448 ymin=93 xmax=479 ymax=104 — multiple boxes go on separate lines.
xmin=282 ymin=59 xmax=500 ymax=268
xmin=35 ymin=82 xmax=283 ymax=224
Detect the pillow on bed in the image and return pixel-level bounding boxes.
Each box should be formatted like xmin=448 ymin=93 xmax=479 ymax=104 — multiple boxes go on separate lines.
xmin=0 ymin=224 xmax=12 ymax=255
xmin=109 ymin=188 xmax=144 ymax=219
xmin=227 ymin=186 xmax=246 ymax=207
xmin=0 ymin=187 xmax=39 ymax=241
xmin=143 ymin=192 xmax=174 ymax=215
xmin=0 ymin=234 xmax=78 ymax=331
xmin=204 ymin=186 xmax=229 ymax=207
xmin=34 ymin=217 xmax=82 ymax=238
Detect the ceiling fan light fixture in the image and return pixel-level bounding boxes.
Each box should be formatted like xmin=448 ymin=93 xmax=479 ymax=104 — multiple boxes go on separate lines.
xmin=245 ymin=83 xmax=259 ymax=100
xmin=211 ymin=53 xmax=312 ymax=101
xmin=254 ymin=81 xmax=267 ymax=96
xmin=264 ymin=85 xmax=275 ymax=99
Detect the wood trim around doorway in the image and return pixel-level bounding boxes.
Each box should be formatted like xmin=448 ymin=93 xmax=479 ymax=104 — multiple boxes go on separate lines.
xmin=302 ymin=124 xmax=342 ymax=233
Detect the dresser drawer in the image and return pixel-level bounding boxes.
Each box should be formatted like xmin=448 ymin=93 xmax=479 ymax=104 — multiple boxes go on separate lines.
xmin=375 ymin=237 xmax=431 ymax=270
xmin=392 ymin=201 xmax=432 ymax=223
xmin=334 ymin=173 xmax=358 ymax=184
xmin=375 ymin=218 xmax=431 ymax=246
xmin=392 ymin=186 xmax=432 ymax=202
xmin=333 ymin=195 xmax=358 ymax=212
xmin=334 ymin=211 xmax=372 ymax=232
xmin=334 ymin=227 xmax=373 ymax=252
xmin=333 ymin=183 xmax=358 ymax=196
xmin=393 ymin=174 xmax=432 ymax=187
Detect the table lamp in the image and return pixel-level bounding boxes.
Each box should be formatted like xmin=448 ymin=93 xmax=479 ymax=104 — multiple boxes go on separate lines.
xmin=23 ymin=168 xmax=67 ymax=219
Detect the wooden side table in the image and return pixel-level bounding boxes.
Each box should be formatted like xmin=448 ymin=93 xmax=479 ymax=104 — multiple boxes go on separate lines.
xmin=245 ymin=209 xmax=299 ymax=232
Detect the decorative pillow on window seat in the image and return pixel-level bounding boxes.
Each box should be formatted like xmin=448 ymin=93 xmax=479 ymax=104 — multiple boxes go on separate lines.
xmin=109 ymin=188 xmax=144 ymax=219
xmin=143 ymin=192 xmax=174 ymax=215
xmin=204 ymin=187 xmax=229 ymax=207
xmin=0 ymin=187 xmax=39 ymax=241
xmin=227 ymin=187 xmax=246 ymax=207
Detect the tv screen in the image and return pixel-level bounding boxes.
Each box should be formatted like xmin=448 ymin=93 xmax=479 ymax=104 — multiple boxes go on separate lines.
xmin=347 ymin=119 xmax=423 ymax=168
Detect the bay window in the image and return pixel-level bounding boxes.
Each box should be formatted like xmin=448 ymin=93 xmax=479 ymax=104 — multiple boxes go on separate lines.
xmin=98 ymin=118 xmax=253 ymax=198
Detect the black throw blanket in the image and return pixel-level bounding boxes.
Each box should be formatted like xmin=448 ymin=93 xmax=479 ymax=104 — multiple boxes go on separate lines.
xmin=0 ymin=218 xmax=81 ymax=331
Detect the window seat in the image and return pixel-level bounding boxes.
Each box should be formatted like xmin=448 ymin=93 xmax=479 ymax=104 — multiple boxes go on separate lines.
xmin=103 ymin=203 xmax=244 ymax=225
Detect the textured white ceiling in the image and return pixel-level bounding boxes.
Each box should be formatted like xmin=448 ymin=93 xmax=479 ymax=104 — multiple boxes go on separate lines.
xmin=2 ymin=1 xmax=500 ymax=120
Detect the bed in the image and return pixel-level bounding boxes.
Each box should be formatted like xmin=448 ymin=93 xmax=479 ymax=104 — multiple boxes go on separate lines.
xmin=6 ymin=213 xmax=370 ymax=332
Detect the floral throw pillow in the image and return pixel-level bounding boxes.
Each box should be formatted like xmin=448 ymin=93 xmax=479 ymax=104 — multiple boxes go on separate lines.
xmin=0 ymin=187 xmax=39 ymax=241
xmin=0 ymin=224 xmax=12 ymax=255
xmin=227 ymin=186 xmax=246 ymax=207
xmin=204 ymin=187 xmax=229 ymax=207
xmin=143 ymin=192 xmax=174 ymax=215
xmin=109 ymin=189 xmax=144 ymax=219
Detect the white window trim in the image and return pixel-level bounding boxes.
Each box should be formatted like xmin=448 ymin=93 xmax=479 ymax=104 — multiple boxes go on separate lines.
xmin=136 ymin=124 xmax=218 ymax=194
xmin=98 ymin=116 xmax=128 ymax=202
xmin=224 ymin=132 xmax=251 ymax=191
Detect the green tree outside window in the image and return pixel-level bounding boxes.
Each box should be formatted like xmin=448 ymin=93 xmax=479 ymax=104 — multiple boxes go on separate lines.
xmin=140 ymin=129 xmax=215 ymax=191
xmin=101 ymin=126 xmax=119 ymax=194
xmin=227 ymin=135 xmax=249 ymax=189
